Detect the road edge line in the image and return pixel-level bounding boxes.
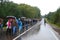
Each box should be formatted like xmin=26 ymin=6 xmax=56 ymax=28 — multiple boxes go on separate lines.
xmin=13 ymin=22 xmax=40 ymax=40
xmin=47 ymin=25 xmax=59 ymax=40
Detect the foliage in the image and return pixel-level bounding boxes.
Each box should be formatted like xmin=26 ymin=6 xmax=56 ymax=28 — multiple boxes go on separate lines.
xmin=46 ymin=8 xmax=60 ymax=26
xmin=0 ymin=1 xmax=41 ymax=18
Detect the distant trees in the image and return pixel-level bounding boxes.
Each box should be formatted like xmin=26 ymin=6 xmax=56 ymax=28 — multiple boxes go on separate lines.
xmin=46 ymin=8 xmax=60 ymax=26
xmin=0 ymin=1 xmax=41 ymax=18
xmin=17 ymin=4 xmax=41 ymax=18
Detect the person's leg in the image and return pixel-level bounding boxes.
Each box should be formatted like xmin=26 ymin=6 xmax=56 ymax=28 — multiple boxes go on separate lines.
xmin=0 ymin=28 xmax=1 ymax=35
xmin=6 ymin=28 xmax=9 ymax=35
xmin=9 ymin=29 xmax=11 ymax=35
xmin=13 ymin=27 xmax=16 ymax=35
xmin=19 ymin=27 xmax=20 ymax=34
xmin=15 ymin=27 xmax=17 ymax=34
xmin=26 ymin=25 xmax=28 ymax=30
xmin=19 ymin=26 xmax=22 ymax=34
xmin=0 ymin=25 xmax=3 ymax=35
xmin=13 ymin=26 xmax=16 ymax=35
xmin=20 ymin=28 xmax=22 ymax=34
xmin=1 ymin=28 xmax=3 ymax=35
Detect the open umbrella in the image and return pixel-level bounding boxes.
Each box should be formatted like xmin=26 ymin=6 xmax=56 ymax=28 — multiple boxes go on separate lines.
xmin=6 ymin=16 xmax=16 ymax=19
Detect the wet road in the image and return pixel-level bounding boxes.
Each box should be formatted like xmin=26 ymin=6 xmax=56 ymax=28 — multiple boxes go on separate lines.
xmin=16 ymin=18 xmax=59 ymax=40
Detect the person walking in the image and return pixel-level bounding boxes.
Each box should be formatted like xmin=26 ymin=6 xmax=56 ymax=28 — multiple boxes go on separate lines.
xmin=18 ymin=18 xmax=23 ymax=34
xmin=44 ymin=19 xmax=46 ymax=25
xmin=11 ymin=19 xmax=17 ymax=35
xmin=0 ymin=18 xmax=3 ymax=35
xmin=6 ymin=19 xmax=12 ymax=35
xmin=25 ymin=21 xmax=28 ymax=30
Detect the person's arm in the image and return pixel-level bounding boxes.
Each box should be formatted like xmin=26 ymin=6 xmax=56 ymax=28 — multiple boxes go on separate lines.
xmin=15 ymin=18 xmax=18 ymax=23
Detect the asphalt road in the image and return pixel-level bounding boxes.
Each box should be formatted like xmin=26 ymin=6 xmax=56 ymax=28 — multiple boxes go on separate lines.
xmin=16 ymin=18 xmax=59 ymax=40
xmin=0 ymin=18 xmax=59 ymax=40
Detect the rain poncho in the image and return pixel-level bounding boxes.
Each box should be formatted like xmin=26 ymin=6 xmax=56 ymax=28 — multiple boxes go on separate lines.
xmin=16 ymin=18 xmax=22 ymax=30
xmin=18 ymin=20 xmax=22 ymax=30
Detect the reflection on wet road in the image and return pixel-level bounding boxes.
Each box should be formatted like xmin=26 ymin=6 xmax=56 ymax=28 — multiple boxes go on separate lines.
xmin=18 ymin=18 xmax=59 ymax=40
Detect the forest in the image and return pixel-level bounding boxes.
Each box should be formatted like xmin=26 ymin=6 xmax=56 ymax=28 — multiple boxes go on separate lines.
xmin=0 ymin=0 xmax=41 ymax=19
xmin=46 ymin=8 xmax=60 ymax=27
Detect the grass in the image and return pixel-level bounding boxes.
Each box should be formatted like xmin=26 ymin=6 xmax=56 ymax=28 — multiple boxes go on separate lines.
xmin=45 ymin=18 xmax=60 ymax=28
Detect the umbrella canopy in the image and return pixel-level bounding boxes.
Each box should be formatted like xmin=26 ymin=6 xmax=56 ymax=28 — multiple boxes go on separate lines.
xmin=6 ymin=16 xmax=16 ymax=19
xmin=21 ymin=17 xmax=26 ymax=19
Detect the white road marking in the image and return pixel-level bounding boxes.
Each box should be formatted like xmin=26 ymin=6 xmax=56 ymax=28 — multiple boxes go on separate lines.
xmin=13 ymin=22 xmax=40 ymax=40
xmin=46 ymin=24 xmax=59 ymax=40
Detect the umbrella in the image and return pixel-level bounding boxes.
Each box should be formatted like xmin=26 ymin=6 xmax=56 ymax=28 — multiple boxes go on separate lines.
xmin=6 ymin=16 xmax=16 ymax=19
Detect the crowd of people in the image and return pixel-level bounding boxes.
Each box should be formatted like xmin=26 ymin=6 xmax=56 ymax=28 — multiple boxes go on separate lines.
xmin=0 ymin=17 xmax=38 ymax=35
xmin=0 ymin=17 xmax=27 ymax=35
xmin=0 ymin=16 xmax=38 ymax=36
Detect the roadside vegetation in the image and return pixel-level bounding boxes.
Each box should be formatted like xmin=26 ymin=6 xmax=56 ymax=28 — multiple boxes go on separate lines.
xmin=45 ymin=8 xmax=60 ymax=28
xmin=0 ymin=0 xmax=41 ymax=18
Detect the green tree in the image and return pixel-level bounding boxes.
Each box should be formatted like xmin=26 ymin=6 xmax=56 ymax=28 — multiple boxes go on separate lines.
xmin=46 ymin=8 xmax=60 ymax=27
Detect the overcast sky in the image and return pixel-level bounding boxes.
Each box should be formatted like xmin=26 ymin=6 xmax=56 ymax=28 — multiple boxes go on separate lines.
xmin=10 ymin=0 xmax=60 ymax=16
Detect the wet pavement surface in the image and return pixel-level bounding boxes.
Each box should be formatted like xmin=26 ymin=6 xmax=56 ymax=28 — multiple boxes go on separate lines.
xmin=16 ymin=18 xmax=59 ymax=40
xmin=0 ymin=19 xmax=59 ymax=40
xmin=0 ymin=31 xmax=15 ymax=40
